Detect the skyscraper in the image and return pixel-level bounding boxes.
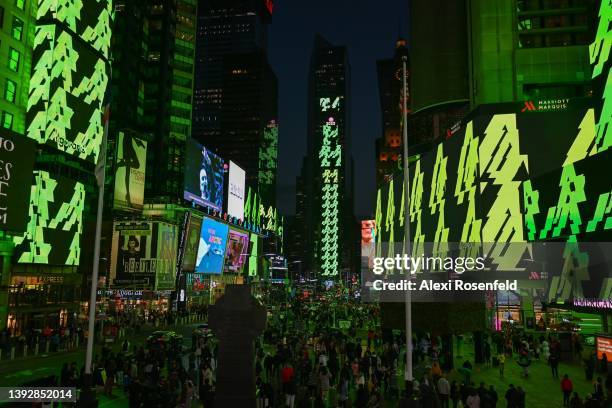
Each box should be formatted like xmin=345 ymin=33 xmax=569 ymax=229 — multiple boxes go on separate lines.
xmin=301 ymin=34 xmax=353 ymax=279
xmin=192 ymin=0 xmax=278 ymax=205
xmin=0 ymin=0 xmax=37 ymax=134
xmin=409 ymin=0 xmax=598 ymax=110
xmin=375 ymin=39 xmax=409 ymax=184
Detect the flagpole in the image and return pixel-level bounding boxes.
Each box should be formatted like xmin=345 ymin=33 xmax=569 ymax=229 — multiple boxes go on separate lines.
xmin=81 ymin=68 xmax=111 ymax=407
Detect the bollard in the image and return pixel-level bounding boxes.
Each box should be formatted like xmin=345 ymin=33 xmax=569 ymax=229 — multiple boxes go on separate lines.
xmin=23 ymin=345 xmax=28 ymax=357
xmin=10 ymin=347 xmax=15 ymax=360
xmin=35 ymin=342 xmax=39 ymax=356
xmin=45 ymin=341 xmax=50 ymax=354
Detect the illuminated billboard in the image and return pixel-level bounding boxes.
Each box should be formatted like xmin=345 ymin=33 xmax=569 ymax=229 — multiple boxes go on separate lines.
xmin=223 ymin=229 xmax=249 ymax=273
xmin=227 ymin=161 xmax=246 ymax=220
xmin=361 ymin=220 xmax=376 ymax=268
xmin=26 ymin=23 xmax=110 ymax=163
xmin=0 ymin=130 xmax=36 ymax=233
xmin=184 ymin=139 xmax=225 ymax=211
xmin=13 ymin=171 xmax=85 ymax=265
xmin=110 ymin=221 xmax=178 ymax=290
xmin=318 ymin=96 xmax=343 ymax=277
xmin=195 ymin=217 xmax=229 ymax=274
xmin=113 ymin=131 xmax=147 ymax=210
xmin=181 ymin=214 xmax=203 ymax=272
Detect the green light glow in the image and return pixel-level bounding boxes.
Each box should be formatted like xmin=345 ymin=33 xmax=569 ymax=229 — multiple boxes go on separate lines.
xmin=258 ymin=121 xmax=278 ymax=197
xmin=27 ymin=23 xmax=109 ymax=163
xmin=586 ymin=192 xmax=612 ymax=232
xmin=12 ymin=171 xmax=85 ymax=265
xmin=539 ymin=164 xmax=586 ymax=239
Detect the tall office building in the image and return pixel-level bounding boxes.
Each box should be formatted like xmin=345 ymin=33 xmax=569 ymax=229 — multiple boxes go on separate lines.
xmin=3 ymin=0 xmax=113 ymax=332
xmin=410 ymin=0 xmax=598 ymax=110
xmin=375 ymin=39 xmax=409 ymax=184
xmin=0 ymin=0 xmax=37 ymax=134
xmin=108 ymin=0 xmax=197 ymax=203
xmin=301 ymin=35 xmax=353 ymax=279
xmin=192 ymin=0 xmax=278 ymax=205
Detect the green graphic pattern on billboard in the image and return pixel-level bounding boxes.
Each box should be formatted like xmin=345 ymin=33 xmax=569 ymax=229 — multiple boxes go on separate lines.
xmin=258 ymin=120 xmax=278 ymax=196
xmin=27 ymin=23 xmax=109 ymax=163
xmin=318 ymin=96 xmax=342 ymax=276
xmin=12 ymin=171 xmax=85 ymax=265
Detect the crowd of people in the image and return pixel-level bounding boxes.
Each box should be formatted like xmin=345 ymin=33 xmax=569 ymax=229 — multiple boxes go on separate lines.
xmin=17 ymin=286 xmax=610 ymax=407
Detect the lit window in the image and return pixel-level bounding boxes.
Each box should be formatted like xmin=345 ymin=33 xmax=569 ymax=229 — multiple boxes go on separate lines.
xmin=15 ymin=0 xmax=25 ymax=10
xmin=12 ymin=17 xmax=23 ymax=41
xmin=4 ymin=79 xmax=16 ymax=102
xmin=1 ymin=111 xmax=13 ymax=129
xmin=8 ymin=48 xmax=20 ymax=72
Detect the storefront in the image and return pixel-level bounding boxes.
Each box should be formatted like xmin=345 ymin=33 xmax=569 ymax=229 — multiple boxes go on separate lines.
xmin=7 ymin=273 xmax=82 ymax=334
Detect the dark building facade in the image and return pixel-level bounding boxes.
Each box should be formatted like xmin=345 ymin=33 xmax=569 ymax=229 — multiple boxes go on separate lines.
xmin=375 ymin=39 xmax=409 ymax=184
xmin=192 ymin=0 xmax=277 ymax=204
xmin=298 ymin=35 xmax=354 ymax=280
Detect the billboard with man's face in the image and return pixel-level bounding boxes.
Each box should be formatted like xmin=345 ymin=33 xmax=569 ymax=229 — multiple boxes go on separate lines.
xmin=195 ymin=217 xmax=229 ymax=274
xmin=184 ymin=139 xmax=225 ymax=211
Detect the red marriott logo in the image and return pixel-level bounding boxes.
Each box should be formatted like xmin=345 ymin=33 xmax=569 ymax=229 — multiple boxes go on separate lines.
xmin=265 ymin=0 xmax=274 ymax=14
xmin=521 ymin=100 xmax=536 ymax=112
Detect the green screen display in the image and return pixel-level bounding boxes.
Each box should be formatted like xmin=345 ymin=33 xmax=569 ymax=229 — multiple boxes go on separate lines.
xmin=12 ymin=171 xmax=85 ymax=265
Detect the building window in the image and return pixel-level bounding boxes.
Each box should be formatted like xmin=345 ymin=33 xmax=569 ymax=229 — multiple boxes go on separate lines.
xmin=0 ymin=7 xmax=4 ymax=29
xmin=4 ymin=79 xmax=16 ymax=102
xmin=12 ymin=16 xmax=23 ymax=41
xmin=15 ymin=0 xmax=25 ymax=10
xmin=1 ymin=111 xmax=13 ymax=129
xmin=8 ymin=48 xmax=20 ymax=72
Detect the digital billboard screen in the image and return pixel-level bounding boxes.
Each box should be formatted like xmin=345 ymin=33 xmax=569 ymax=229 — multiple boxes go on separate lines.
xmin=12 ymin=171 xmax=85 ymax=265
xmin=227 ymin=161 xmax=245 ymax=220
xmin=184 ymin=139 xmax=225 ymax=211
xmin=223 ymin=229 xmax=249 ymax=273
xmin=181 ymin=214 xmax=203 ymax=272
xmin=27 ymin=24 xmax=110 ymax=163
xmin=110 ymin=221 xmax=178 ymax=290
xmin=195 ymin=217 xmax=229 ymax=274
xmin=0 ymin=129 xmax=36 ymax=233
xmin=114 ymin=131 xmax=147 ymax=210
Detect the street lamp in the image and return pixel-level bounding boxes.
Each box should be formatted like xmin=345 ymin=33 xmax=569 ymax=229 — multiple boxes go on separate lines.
xmin=401 ymin=55 xmax=414 ymax=387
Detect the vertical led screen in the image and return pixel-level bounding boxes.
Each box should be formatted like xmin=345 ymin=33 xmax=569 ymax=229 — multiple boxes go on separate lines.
xmin=181 ymin=214 xmax=203 ymax=272
xmin=318 ymin=96 xmax=342 ymax=276
xmin=26 ymin=23 xmax=110 ymax=163
xmin=248 ymin=232 xmax=259 ymax=277
xmin=258 ymin=120 xmax=278 ymax=200
xmin=223 ymin=229 xmax=249 ymax=273
xmin=195 ymin=217 xmax=229 ymax=274
xmin=227 ymin=161 xmax=246 ymax=220
xmin=113 ymin=131 xmax=147 ymax=210
xmin=183 ymin=139 xmax=225 ymax=211
xmin=13 ymin=171 xmax=85 ymax=265
xmin=110 ymin=221 xmax=178 ymax=290
xmin=0 ymin=129 xmax=37 ymax=233
xmin=361 ymin=220 xmax=376 ymax=268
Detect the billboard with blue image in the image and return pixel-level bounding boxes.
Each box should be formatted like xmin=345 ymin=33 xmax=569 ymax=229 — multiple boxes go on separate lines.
xmin=184 ymin=139 xmax=225 ymax=211
xmin=195 ymin=217 xmax=229 ymax=274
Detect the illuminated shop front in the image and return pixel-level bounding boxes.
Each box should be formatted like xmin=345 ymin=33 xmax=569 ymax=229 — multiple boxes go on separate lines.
xmin=7 ymin=272 xmax=82 ymax=335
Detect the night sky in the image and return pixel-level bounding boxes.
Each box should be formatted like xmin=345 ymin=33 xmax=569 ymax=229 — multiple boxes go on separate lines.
xmin=269 ymin=0 xmax=408 ymax=218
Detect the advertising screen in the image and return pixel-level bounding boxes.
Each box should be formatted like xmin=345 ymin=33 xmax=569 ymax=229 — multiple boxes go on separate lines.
xmin=12 ymin=171 xmax=85 ymax=265
xmin=223 ymin=229 xmax=249 ymax=273
xmin=227 ymin=161 xmax=246 ymax=219
xmin=195 ymin=217 xmax=229 ymax=274
xmin=184 ymin=139 xmax=225 ymax=211
xmin=596 ymin=336 xmax=612 ymax=360
xmin=27 ymin=24 xmax=110 ymax=163
xmin=110 ymin=222 xmax=178 ymax=290
xmin=0 ymin=129 xmax=36 ymax=233
xmin=114 ymin=131 xmax=147 ymax=210
xmin=361 ymin=220 xmax=376 ymax=268
xmin=181 ymin=214 xmax=203 ymax=272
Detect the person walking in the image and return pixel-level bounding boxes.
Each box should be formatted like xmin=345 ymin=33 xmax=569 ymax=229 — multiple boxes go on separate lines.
xmin=438 ymin=374 xmax=450 ymax=408
xmin=497 ymin=353 xmax=505 ymax=378
xmin=561 ymin=374 xmax=574 ymax=406
xmin=550 ymin=352 xmax=560 ymax=379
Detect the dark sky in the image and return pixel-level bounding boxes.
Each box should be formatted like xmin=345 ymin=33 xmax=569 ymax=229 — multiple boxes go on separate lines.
xmin=269 ymin=0 xmax=408 ymax=218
